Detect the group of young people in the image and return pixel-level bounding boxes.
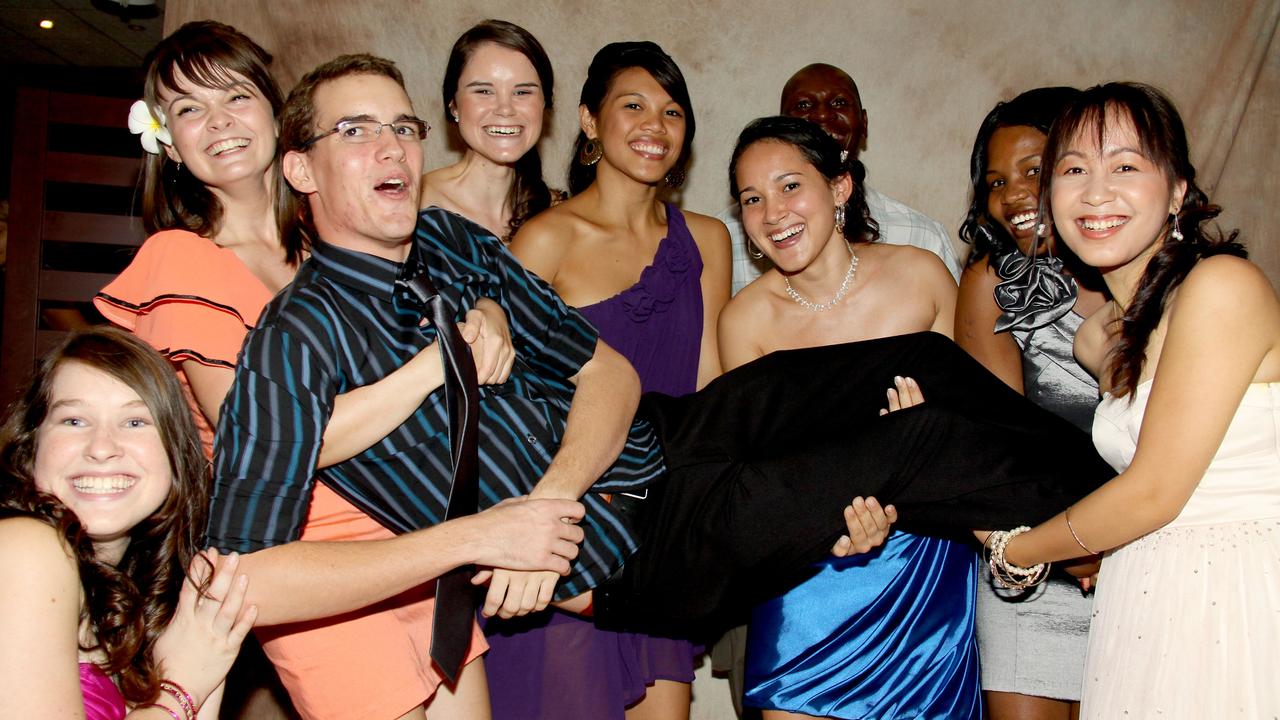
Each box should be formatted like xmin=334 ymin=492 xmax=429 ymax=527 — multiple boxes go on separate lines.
xmin=0 ymin=15 xmax=1275 ymax=720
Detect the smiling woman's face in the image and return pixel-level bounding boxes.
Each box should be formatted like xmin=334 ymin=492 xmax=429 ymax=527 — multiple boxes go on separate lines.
xmin=157 ymin=66 xmax=278 ymax=191
xmin=585 ymin=67 xmax=686 ymax=186
xmin=34 ymin=361 xmax=173 ymax=562
xmin=451 ymin=42 xmax=545 ymax=166
xmin=985 ymin=124 xmax=1048 ymax=255
xmin=1049 ymin=110 xmax=1184 ymax=275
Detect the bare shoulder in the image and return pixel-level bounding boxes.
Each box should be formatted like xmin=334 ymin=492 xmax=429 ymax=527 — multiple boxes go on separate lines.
xmin=1177 ymin=254 xmax=1278 ymax=314
xmin=0 ymin=517 xmax=78 ymax=585
xmin=418 ymin=165 xmax=461 ymax=209
xmin=682 ymin=210 xmax=731 ymax=241
xmin=507 ymin=200 xmax=587 ymax=280
xmin=717 ymin=279 xmax=774 ymax=368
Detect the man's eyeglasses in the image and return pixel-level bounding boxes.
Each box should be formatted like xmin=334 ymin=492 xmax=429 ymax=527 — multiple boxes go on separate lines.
xmin=302 ymin=118 xmax=430 ymax=149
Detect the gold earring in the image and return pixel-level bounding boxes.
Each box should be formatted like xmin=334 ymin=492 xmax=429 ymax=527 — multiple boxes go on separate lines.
xmin=578 ymin=138 xmax=602 ymax=166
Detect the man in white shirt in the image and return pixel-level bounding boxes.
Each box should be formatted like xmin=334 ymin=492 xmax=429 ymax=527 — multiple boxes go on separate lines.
xmin=721 ymin=63 xmax=961 ymax=293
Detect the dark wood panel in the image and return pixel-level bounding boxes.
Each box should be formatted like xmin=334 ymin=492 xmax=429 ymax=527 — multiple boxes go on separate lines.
xmin=1 ymin=87 xmax=49 ymax=406
xmin=45 ymin=152 xmax=141 ymax=186
xmin=39 ymin=270 xmax=117 ymax=302
xmin=48 ymin=93 xmax=134 ymax=128
xmin=44 ymin=211 xmax=146 ymax=246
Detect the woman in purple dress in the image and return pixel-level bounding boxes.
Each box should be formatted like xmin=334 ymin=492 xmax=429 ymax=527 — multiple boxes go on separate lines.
xmin=505 ymin=41 xmax=730 ymax=720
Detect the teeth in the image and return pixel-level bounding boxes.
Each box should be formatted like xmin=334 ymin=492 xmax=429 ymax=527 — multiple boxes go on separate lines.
xmin=485 ymin=126 xmax=521 ymax=136
xmin=378 ymin=178 xmax=405 ymax=189
xmin=1010 ymin=211 xmax=1037 ymax=230
xmin=72 ymin=475 xmax=136 ymax=494
xmin=208 ymin=138 xmax=249 ymax=155
xmin=630 ymin=142 xmax=667 ymax=156
xmin=1081 ymin=217 xmax=1127 ymax=231
xmin=770 ymin=225 xmax=804 ymax=243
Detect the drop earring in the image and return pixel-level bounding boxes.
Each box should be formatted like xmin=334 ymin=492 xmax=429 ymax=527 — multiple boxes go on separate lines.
xmin=578 ymin=138 xmax=602 ymax=166
xmin=1170 ymin=212 xmax=1184 ymax=241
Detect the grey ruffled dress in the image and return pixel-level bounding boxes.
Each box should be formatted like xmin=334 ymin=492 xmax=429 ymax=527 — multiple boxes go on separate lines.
xmin=976 ymin=251 xmax=1098 ymax=701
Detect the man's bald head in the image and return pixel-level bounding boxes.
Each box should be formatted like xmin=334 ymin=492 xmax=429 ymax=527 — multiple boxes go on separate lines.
xmin=780 ymin=63 xmax=867 ymax=158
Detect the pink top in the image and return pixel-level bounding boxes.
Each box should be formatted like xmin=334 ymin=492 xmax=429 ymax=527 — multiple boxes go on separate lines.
xmin=79 ymin=663 xmax=125 ymax=720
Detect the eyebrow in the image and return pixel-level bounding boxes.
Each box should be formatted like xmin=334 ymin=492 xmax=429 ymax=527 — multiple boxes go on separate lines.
xmin=332 ymin=112 xmax=420 ymax=124
xmin=165 ymin=81 xmax=256 ymax=107
xmin=48 ymin=398 xmax=147 ymax=410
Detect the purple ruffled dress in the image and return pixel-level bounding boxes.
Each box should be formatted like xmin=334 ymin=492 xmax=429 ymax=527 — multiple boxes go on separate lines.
xmin=80 ymin=663 xmax=126 ymax=720
xmin=485 ymin=203 xmax=704 ymax=718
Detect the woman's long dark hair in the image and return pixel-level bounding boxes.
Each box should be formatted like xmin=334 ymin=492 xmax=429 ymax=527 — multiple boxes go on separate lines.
xmin=728 ymin=115 xmax=879 ymax=246
xmin=568 ymin=41 xmax=695 ymax=195
xmin=1040 ymin=82 xmax=1245 ymax=398
xmin=0 ymin=327 xmax=209 ymax=704
xmin=140 ymin=21 xmax=300 ymax=264
xmin=442 ymin=19 xmax=556 ymax=239
xmin=960 ymin=86 xmax=1079 ymax=264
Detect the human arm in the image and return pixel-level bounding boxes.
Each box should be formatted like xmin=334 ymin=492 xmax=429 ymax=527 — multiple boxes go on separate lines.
xmin=0 ymin=518 xmax=240 ymax=719
xmin=231 ymin=498 xmax=584 ymax=625
xmin=954 ymin=258 xmax=1025 ymax=392
xmin=687 ymin=213 xmax=733 ymax=388
xmin=1002 ymin=256 xmax=1280 ymax=566
xmin=0 ymin=518 xmax=85 ymax=718
xmin=187 ymin=298 xmax=511 ymax=468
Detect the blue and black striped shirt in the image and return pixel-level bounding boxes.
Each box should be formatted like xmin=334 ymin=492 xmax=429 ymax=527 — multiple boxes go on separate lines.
xmin=209 ymin=208 xmax=667 ymax=597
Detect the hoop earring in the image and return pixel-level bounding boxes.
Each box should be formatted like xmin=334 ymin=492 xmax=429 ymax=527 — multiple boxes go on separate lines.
xmin=664 ymin=168 xmax=685 ymax=188
xmin=1170 ymin=212 xmax=1184 ymax=241
xmin=834 ymin=204 xmax=846 ymax=234
xmin=749 ymin=243 xmax=764 ymax=260
xmin=578 ymin=138 xmax=602 ymax=166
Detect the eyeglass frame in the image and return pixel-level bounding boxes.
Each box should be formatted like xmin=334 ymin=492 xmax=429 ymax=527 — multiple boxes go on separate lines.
xmin=300 ymin=116 xmax=431 ymax=150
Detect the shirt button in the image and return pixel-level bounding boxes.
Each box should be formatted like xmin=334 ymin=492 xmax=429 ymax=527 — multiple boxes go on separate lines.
xmin=526 ymin=434 xmax=538 ymax=444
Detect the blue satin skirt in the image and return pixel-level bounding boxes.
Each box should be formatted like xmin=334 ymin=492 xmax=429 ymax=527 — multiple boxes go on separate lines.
xmin=744 ymin=531 xmax=980 ymax=719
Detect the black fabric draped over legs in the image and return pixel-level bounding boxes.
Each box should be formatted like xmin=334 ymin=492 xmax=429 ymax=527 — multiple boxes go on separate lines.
xmin=593 ymin=332 xmax=1114 ymax=637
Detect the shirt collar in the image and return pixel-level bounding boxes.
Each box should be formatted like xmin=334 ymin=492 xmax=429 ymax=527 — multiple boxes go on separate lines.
xmin=310 ymin=238 xmax=421 ymax=301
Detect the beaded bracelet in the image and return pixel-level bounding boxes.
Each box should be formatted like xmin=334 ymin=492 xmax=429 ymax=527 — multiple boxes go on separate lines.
xmin=985 ymin=527 xmax=1051 ymax=591
xmin=159 ymin=680 xmax=196 ymax=720
xmin=138 ymin=703 xmax=182 ymax=720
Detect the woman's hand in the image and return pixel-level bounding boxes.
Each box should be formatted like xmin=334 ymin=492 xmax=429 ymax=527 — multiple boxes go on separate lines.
xmin=880 ymin=376 xmax=924 ymax=415
xmin=462 ymin=297 xmax=515 ymax=384
xmin=831 ymin=496 xmax=898 ymax=557
xmin=151 ymin=550 xmax=256 ymax=712
xmin=1062 ymin=556 xmax=1103 ymax=592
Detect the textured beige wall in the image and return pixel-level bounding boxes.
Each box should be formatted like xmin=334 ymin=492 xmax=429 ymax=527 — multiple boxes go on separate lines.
xmin=167 ymin=0 xmax=1280 ymax=284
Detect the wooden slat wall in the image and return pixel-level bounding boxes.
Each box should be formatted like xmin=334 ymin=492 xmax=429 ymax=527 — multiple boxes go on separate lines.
xmin=1 ymin=89 xmax=145 ymax=406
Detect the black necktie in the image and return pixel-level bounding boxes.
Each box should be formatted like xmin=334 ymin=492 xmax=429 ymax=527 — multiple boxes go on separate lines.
xmin=402 ymin=274 xmax=480 ymax=684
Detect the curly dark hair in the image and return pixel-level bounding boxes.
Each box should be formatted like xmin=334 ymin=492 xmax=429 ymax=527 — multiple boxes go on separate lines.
xmin=0 ymin=327 xmax=210 ymax=704
xmin=1039 ymin=82 xmax=1245 ymax=399
xmin=728 ymin=115 xmax=880 ymax=247
xmin=442 ymin=19 xmax=556 ymax=240
xmin=959 ymin=86 xmax=1080 ymax=264
xmin=140 ymin=21 xmax=299 ymax=264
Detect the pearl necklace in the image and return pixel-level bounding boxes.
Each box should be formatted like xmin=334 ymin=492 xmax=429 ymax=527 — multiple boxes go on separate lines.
xmin=784 ymin=243 xmax=859 ymax=312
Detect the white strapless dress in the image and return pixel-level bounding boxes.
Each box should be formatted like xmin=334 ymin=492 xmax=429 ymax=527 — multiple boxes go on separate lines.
xmin=1082 ymin=381 xmax=1280 ymax=718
